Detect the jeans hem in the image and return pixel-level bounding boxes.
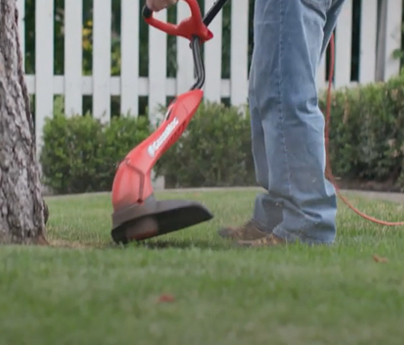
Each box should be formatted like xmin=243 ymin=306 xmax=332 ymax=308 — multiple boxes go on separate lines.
xmin=273 ymin=225 xmax=335 ymax=245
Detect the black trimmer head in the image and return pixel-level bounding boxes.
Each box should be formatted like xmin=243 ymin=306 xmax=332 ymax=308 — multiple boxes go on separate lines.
xmin=111 ymin=194 xmax=213 ymax=244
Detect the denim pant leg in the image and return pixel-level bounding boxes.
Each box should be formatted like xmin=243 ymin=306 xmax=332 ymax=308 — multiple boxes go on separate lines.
xmin=249 ymin=67 xmax=284 ymax=233
xmin=250 ymin=0 xmax=344 ymax=244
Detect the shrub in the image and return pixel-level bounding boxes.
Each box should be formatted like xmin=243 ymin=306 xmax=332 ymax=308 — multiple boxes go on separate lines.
xmin=40 ymin=113 xmax=151 ymax=194
xmin=154 ymin=101 xmax=256 ymax=188
xmin=320 ymin=73 xmax=404 ymax=191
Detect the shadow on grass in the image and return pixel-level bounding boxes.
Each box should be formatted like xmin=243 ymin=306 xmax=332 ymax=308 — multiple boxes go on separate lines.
xmin=47 ymin=238 xmax=231 ymax=252
xmin=134 ymin=239 xmax=231 ymax=251
xmin=48 ymin=239 xmax=117 ymax=250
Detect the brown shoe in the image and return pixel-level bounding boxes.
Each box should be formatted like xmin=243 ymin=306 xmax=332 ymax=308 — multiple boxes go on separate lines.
xmin=237 ymin=233 xmax=287 ymax=247
xmin=218 ymin=220 xmax=268 ymax=241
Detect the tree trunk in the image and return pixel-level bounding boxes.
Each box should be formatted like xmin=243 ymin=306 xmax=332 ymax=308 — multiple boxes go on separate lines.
xmin=0 ymin=0 xmax=48 ymax=244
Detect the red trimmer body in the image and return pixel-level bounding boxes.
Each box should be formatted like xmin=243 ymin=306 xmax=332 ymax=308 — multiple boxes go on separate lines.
xmin=111 ymin=0 xmax=228 ymax=244
xmin=111 ymin=90 xmax=210 ymax=243
xmin=112 ymin=90 xmax=204 ymax=212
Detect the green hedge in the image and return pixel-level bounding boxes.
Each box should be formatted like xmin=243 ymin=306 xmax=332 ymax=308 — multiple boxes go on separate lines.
xmin=40 ymin=112 xmax=151 ymax=194
xmin=40 ymin=74 xmax=404 ymax=194
xmin=154 ymin=102 xmax=255 ymax=188
xmin=320 ymin=74 xmax=404 ymax=191
xmin=40 ymin=102 xmax=255 ymax=194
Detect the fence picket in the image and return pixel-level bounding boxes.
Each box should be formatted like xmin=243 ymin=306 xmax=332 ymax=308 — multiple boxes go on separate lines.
xmin=64 ymin=0 xmax=83 ymax=116
xmin=93 ymin=0 xmax=112 ymax=122
xmin=204 ymin=0 xmax=222 ymax=103
xmin=230 ymin=0 xmax=249 ymax=106
xmin=334 ymin=0 xmax=353 ymax=88
xmin=359 ymin=0 xmax=378 ymax=84
xmin=384 ymin=0 xmax=403 ymax=80
xmin=176 ymin=2 xmax=195 ymax=95
xmin=148 ymin=10 xmax=167 ymax=125
xmin=35 ymin=0 xmax=54 ymax=153
xmin=121 ymin=0 xmax=139 ymax=116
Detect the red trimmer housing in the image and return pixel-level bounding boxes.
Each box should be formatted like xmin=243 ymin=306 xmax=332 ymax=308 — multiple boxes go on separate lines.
xmin=111 ymin=0 xmax=228 ymax=244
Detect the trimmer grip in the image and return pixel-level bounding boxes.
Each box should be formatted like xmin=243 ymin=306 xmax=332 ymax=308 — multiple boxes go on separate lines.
xmin=142 ymin=5 xmax=153 ymax=19
xmin=142 ymin=0 xmax=213 ymax=43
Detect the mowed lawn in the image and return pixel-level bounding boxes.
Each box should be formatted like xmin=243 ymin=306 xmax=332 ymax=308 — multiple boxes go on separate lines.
xmin=1 ymin=188 xmax=404 ymax=345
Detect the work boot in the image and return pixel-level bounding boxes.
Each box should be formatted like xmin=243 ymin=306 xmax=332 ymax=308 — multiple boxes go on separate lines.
xmin=217 ymin=219 xmax=269 ymax=241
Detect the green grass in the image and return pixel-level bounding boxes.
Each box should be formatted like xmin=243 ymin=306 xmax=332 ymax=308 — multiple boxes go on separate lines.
xmin=1 ymin=188 xmax=404 ymax=345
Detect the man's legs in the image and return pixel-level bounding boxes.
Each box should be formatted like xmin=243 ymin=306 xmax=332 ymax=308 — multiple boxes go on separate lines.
xmin=251 ymin=0 xmax=348 ymax=245
xmin=221 ymin=0 xmax=346 ymax=245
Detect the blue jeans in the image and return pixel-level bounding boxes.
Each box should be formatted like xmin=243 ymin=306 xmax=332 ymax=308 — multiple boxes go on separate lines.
xmin=249 ymin=0 xmax=346 ymax=244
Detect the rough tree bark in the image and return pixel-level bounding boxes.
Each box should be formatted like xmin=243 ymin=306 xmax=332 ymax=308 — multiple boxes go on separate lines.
xmin=0 ymin=0 xmax=49 ymax=244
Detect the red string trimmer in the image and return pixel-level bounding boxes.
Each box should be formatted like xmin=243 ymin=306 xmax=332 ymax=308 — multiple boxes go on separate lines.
xmin=110 ymin=0 xmax=228 ymax=244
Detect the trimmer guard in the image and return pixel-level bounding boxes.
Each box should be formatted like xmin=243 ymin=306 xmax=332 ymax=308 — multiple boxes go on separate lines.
xmin=111 ymin=195 xmax=213 ymax=244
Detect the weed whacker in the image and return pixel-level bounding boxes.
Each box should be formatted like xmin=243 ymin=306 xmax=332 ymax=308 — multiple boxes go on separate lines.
xmin=110 ymin=0 xmax=228 ymax=244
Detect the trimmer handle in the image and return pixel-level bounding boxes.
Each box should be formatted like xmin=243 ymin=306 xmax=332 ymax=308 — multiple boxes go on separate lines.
xmin=143 ymin=0 xmax=228 ymax=90
xmin=142 ymin=0 xmax=213 ymax=42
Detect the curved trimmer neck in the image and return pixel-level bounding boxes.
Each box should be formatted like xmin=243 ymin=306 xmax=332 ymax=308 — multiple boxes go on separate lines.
xmin=190 ymin=0 xmax=229 ymax=90
xmin=189 ymin=36 xmax=205 ymax=90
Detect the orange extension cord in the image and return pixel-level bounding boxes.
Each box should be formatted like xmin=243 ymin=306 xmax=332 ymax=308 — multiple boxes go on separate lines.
xmin=325 ymin=33 xmax=404 ymax=226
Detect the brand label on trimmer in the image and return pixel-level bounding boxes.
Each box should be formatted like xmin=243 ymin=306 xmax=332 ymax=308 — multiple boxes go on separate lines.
xmin=147 ymin=117 xmax=179 ymax=158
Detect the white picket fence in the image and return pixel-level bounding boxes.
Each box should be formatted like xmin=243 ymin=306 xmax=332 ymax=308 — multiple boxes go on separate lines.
xmin=16 ymin=0 xmax=404 ymax=154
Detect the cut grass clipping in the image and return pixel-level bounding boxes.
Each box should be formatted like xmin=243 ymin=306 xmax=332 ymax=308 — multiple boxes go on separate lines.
xmin=1 ymin=188 xmax=404 ymax=345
